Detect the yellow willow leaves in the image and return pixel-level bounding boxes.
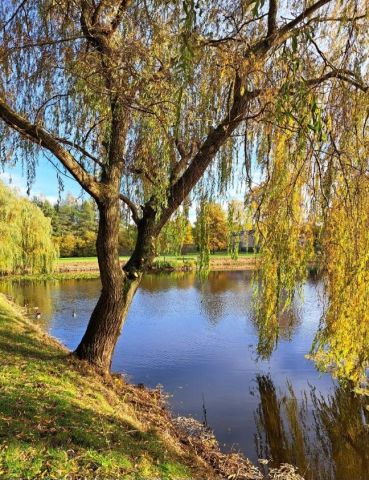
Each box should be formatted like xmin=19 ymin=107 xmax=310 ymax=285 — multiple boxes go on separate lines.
xmin=312 ymin=177 xmax=369 ymax=390
xmin=254 ymin=131 xmax=314 ymax=358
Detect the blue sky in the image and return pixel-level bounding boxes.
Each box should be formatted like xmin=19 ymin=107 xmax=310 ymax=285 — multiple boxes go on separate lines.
xmin=1 ymin=155 xmax=84 ymax=204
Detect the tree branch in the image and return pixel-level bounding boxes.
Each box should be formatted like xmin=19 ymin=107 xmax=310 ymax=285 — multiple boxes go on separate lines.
xmin=7 ymin=35 xmax=84 ymax=51
xmin=267 ymin=0 xmax=278 ymax=37
xmin=1 ymin=0 xmax=29 ymax=31
xmin=0 ymin=96 xmax=101 ymax=199
xmin=245 ymin=0 xmax=332 ymax=57
xmin=156 ymin=80 xmax=259 ymax=230
xmin=278 ymin=0 xmax=332 ymax=37
xmin=54 ymin=136 xmax=105 ymax=167
xmin=119 ymin=194 xmax=140 ymax=225
xmin=306 ymin=70 xmax=368 ymax=92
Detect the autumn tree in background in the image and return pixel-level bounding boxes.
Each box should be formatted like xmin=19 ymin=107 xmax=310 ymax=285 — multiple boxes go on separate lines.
xmin=156 ymin=211 xmax=193 ymax=256
xmin=34 ymin=196 xmax=98 ymax=256
xmin=0 ymin=0 xmax=368 ymax=374
xmin=195 ymin=203 xmax=228 ymax=253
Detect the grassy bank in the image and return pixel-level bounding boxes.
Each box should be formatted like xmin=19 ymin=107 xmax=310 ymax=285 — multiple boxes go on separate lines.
xmin=0 ymin=294 xmax=220 ymax=480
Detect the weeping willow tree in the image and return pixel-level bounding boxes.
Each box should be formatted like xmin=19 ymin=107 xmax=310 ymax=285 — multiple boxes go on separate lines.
xmin=155 ymin=209 xmax=191 ymax=256
xmin=0 ymin=181 xmax=57 ymax=274
xmin=0 ymin=0 xmax=367 ymax=373
xmin=227 ymin=199 xmax=252 ymax=259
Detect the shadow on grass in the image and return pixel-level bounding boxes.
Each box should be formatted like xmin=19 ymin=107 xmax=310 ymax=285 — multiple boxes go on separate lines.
xmin=0 ymin=328 xmax=64 ymax=361
xmin=0 ymin=385 xmax=164 ymax=459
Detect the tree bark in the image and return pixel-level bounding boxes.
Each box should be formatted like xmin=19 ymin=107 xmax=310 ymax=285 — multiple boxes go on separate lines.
xmin=74 ymin=199 xmax=158 ymax=373
xmin=74 ymin=198 xmax=142 ymax=372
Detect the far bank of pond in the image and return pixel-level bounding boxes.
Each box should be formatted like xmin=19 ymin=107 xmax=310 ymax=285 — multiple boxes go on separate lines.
xmin=1 ymin=271 xmax=368 ymax=480
xmin=56 ymin=253 xmax=258 ymax=274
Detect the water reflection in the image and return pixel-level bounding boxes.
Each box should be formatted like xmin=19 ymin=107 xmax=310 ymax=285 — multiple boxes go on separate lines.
xmin=0 ymin=280 xmax=55 ymax=328
xmin=250 ymin=294 xmax=304 ymax=360
xmin=140 ymin=272 xmax=197 ymax=292
xmin=254 ymin=375 xmax=369 ymax=480
xmin=198 ymin=271 xmax=253 ymax=324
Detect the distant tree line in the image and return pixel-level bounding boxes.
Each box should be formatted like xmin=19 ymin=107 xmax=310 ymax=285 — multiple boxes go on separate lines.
xmin=33 ymin=195 xmax=96 ymax=256
xmin=32 ymin=196 xmax=252 ymax=258
xmin=33 ymin=194 xmax=137 ymax=257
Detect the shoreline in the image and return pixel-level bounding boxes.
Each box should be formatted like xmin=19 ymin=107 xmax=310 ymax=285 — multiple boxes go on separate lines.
xmin=56 ymin=255 xmax=259 ymax=274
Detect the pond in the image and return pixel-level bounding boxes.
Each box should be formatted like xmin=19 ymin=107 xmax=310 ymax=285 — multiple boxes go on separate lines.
xmin=1 ymin=271 xmax=369 ymax=480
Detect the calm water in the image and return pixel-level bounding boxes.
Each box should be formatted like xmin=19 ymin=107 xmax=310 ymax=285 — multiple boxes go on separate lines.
xmin=1 ymin=271 xmax=369 ymax=480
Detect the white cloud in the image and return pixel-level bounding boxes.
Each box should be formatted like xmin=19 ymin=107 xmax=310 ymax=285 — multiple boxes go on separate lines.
xmin=0 ymin=171 xmax=58 ymax=204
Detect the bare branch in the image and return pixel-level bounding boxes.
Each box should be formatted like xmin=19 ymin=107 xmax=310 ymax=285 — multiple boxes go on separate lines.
xmin=54 ymin=136 xmax=105 ymax=168
xmin=317 ymin=13 xmax=367 ymax=22
xmin=245 ymin=0 xmax=332 ymax=57
xmin=1 ymin=0 xmax=29 ymax=31
xmin=204 ymin=14 xmax=267 ymax=45
xmin=278 ymin=0 xmax=332 ymax=37
xmin=119 ymin=194 xmax=140 ymax=225
xmin=34 ymin=93 xmax=70 ymax=123
xmin=6 ymin=36 xmax=84 ymax=51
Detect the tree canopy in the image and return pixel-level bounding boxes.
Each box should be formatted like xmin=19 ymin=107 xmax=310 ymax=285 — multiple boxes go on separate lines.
xmin=0 ymin=0 xmax=368 ymax=374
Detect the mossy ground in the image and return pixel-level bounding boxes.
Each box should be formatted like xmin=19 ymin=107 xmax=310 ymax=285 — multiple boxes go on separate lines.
xmin=0 ymin=294 xmax=216 ymax=480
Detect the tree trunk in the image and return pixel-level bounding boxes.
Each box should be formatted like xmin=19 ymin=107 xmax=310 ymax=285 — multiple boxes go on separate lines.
xmin=74 ymin=200 xmax=157 ymax=373
xmin=74 ymin=199 xmax=142 ymax=372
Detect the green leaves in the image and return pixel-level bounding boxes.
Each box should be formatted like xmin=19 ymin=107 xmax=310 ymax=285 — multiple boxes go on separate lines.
xmin=308 ymin=100 xmax=328 ymax=142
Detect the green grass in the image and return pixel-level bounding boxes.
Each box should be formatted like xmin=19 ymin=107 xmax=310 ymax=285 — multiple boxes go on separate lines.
xmin=0 ymin=295 xmax=213 ymax=480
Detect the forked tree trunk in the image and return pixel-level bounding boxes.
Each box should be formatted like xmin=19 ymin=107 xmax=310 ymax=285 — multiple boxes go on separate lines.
xmin=74 ymin=200 xmax=156 ymax=373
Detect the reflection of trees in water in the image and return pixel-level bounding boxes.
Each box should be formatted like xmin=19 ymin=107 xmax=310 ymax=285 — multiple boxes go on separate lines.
xmin=140 ymin=272 xmax=197 ymax=292
xmin=250 ymin=294 xmax=303 ymax=359
xmin=141 ymin=271 xmax=254 ymax=325
xmin=198 ymin=271 xmax=253 ymax=325
xmin=0 ymin=279 xmax=101 ymax=329
xmin=0 ymin=280 xmax=54 ymax=327
xmin=254 ymin=374 xmax=369 ymax=480
xmin=198 ymin=271 xmax=249 ymax=295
